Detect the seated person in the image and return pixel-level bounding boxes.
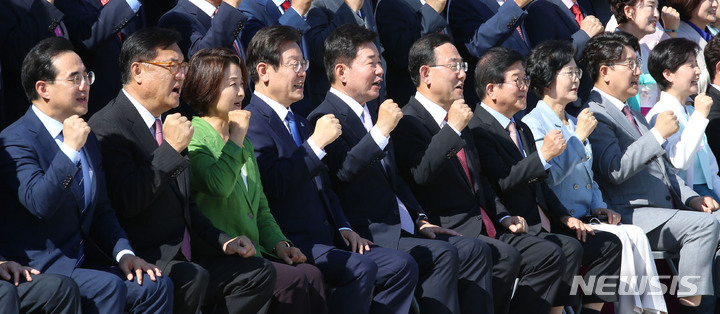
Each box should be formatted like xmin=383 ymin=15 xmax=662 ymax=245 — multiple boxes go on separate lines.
xmin=0 ymin=259 xmax=80 ymax=313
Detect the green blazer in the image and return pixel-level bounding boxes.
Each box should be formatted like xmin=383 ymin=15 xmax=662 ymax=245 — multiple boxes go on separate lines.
xmin=188 ymin=117 xmax=289 ymax=258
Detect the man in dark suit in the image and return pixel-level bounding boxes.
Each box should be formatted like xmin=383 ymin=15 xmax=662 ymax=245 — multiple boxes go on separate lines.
xmin=704 ymin=35 xmax=720 ymax=161
xmin=309 ymin=25 xmax=494 ymax=314
xmin=245 ymin=25 xmax=418 ymax=314
xmin=393 ymin=33 xmax=567 ymax=314
xmin=53 ymin=0 xmax=143 ymax=117
xmin=375 ymin=0 xmax=448 ymax=106
xmin=0 ymin=258 xmax=80 ymax=313
xmin=0 ymin=37 xmax=172 ymax=314
xmin=468 ymin=46 xmax=621 ymax=314
xmin=88 ymin=28 xmax=275 ymax=314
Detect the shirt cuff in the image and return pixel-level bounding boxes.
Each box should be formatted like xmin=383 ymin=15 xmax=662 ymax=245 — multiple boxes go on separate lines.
xmin=125 ymin=0 xmax=142 ymax=12
xmin=537 ymin=149 xmax=552 ymax=170
xmin=115 ymin=250 xmax=135 ymax=263
xmin=447 ymin=123 xmax=462 ymax=136
xmin=370 ymin=126 xmax=389 ymax=150
xmin=338 ymin=227 xmax=352 ymax=231
xmin=60 ymin=143 xmax=81 ymax=164
xmin=499 ymin=215 xmax=511 ymax=223
xmin=650 ymin=128 xmax=665 ymax=145
xmin=289 ymin=7 xmax=307 ymax=19
xmin=307 ymin=138 xmax=327 ymax=159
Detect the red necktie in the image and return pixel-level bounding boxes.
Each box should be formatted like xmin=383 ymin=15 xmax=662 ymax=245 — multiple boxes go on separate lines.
xmin=622 ymin=105 xmax=642 ymax=134
xmin=100 ymin=0 xmax=109 ymax=5
xmin=445 ymin=116 xmax=497 ymax=238
xmin=570 ymin=3 xmax=584 ymax=28
xmin=281 ymin=0 xmax=291 ymax=11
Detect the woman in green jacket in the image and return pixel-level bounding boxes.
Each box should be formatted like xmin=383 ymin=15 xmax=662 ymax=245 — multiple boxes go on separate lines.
xmin=183 ymin=48 xmax=326 ymax=314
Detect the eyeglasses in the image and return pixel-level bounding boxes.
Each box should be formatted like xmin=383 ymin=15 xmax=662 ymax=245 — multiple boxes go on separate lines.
xmin=140 ymin=60 xmax=189 ymax=76
xmin=430 ymin=62 xmax=468 ymax=73
xmin=501 ymin=76 xmax=531 ymax=89
xmin=283 ymin=60 xmax=309 ymax=73
xmin=611 ymin=57 xmax=642 ymax=72
xmin=50 ymin=71 xmax=95 ymax=86
xmin=559 ymin=68 xmax=583 ymax=80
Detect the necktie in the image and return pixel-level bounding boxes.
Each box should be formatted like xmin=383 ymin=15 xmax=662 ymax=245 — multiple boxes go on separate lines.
xmin=281 ymin=0 xmax=291 ymax=12
xmin=621 ymin=105 xmax=642 ymax=134
xmin=507 ymin=121 xmax=552 ymax=232
xmin=286 ymin=111 xmax=303 ymax=147
xmin=153 ymin=118 xmax=163 ymax=146
xmin=444 ymin=116 xmax=497 ymax=238
xmin=570 ymin=3 xmax=584 ymax=28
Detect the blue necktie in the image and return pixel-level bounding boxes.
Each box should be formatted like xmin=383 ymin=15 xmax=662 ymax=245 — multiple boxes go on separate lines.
xmin=286 ymin=111 xmax=303 ymax=147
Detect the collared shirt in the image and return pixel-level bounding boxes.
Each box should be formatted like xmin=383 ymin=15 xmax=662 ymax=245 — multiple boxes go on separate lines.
xmin=329 ymin=88 xmax=388 ymax=149
xmin=480 ymin=103 xmax=551 ymax=169
xmin=414 ymin=91 xmax=462 ymax=135
xmin=123 ymin=89 xmax=159 ymax=136
xmin=592 ymin=87 xmax=664 ymax=144
xmin=188 ymin=0 xmax=217 ymax=17
xmin=125 ymin=0 xmax=142 ymax=12
xmin=254 ymin=91 xmax=325 ymax=159
xmin=687 ymin=21 xmax=714 ymax=42
xmin=561 ymin=0 xmax=574 ymax=9
xmin=31 ymin=105 xmax=133 ymax=262
xmin=271 ymin=0 xmax=305 ymax=18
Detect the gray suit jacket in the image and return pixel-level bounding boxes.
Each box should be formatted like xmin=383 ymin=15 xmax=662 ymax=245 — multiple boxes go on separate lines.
xmin=586 ymin=90 xmax=698 ymax=232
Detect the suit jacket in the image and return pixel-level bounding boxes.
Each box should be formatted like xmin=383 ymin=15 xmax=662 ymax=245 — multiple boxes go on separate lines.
xmin=54 ymin=0 xmax=141 ymax=117
xmin=677 ymin=21 xmax=710 ymax=93
xmin=469 ymin=105 xmax=572 ymax=234
xmin=525 ymin=0 xmax=589 ymax=58
xmin=0 ymin=0 xmax=65 ymax=127
xmin=244 ymin=95 xmax=352 ymax=250
xmin=307 ymin=92 xmax=425 ymax=248
xmin=87 ymin=91 xmax=232 ymax=269
xmin=375 ymin=0 xmax=447 ymax=106
xmin=392 ymin=97 xmax=510 ymax=237
xmin=447 ymin=0 xmax=530 ymax=106
xmin=585 ymin=90 xmax=695 ymax=232
xmin=188 ymin=118 xmax=289 ymax=258
xmin=158 ymin=0 xmax=247 ymax=61
xmin=521 ymin=100 xmax=607 ymax=218
xmin=0 ymin=108 xmax=132 ymax=275
xmin=706 ymin=84 xmax=720 ymax=163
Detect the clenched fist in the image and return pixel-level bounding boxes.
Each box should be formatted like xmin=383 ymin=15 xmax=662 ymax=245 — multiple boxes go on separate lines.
xmin=661 ymin=6 xmax=680 ymax=36
xmin=580 ymin=15 xmax=604 ymax=38
xmin=163 ymin=113 xmax=194 ymax=152
xmin=652 ymin=110 xmax=679 ymax=139
xmin=310 ymin=114 xmax=342 ymax=149
xmin=63 ymin=115 xmax=91 ymax=151
xmin=694 ymin=93 xmax=713 ymax=118
xmin=376 ymin=99 xmax=403 ymax=136
xmin=575 ymin=108 xmax=597 ymax=142
xmin=540 ymin=129 xmax=566 ymax=161
xmin=446 ymin=99 xmax=473 ymax=131
xmin=229 ymin=110 xmax=251 ymax=147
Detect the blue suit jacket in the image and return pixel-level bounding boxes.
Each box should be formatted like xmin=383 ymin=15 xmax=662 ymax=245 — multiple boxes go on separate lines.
xmin=307 ymin=92 xmax=425 ymax=249
xmin=375 ymin=0 xmax=447 ymax=107
xmin=0 ymin=109 xmax=132 ymax=275
xmin=158 ymin=0 xmax=247 ymax=60
xmin=245 ymin=95 xmax=352 ymax=250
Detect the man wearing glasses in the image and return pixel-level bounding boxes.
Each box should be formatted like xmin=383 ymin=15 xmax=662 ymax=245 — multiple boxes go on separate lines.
xmin=88 ymin=27 xmax=276 ymax=314
xmin=584 ymin=31 xmax=720 ymax=313
xmin=0 ymin=36 xmax=173 ymax=313
xmin=244 ymin=25 xmax=419 ymax=314
xmin=468 ymin=46 xmax=623 ymax=314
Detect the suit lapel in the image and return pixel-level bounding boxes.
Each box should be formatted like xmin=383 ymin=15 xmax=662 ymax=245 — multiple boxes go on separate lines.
xmin=548 ymin=0 xmax=580 ymax=30
xmin=476 ymin=107 xmax=525 ymax=161
xmin=592 ymin=91 xmax=642 ymax=138
xmin=264 ymin=0 xmax=282 ymax=23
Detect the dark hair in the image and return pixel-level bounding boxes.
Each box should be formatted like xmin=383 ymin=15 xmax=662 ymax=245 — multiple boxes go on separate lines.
xmin=408 ymin=33 xmax=454 ymax=87
xmin=667 ymin=0 xmax=701 ymax=21
xmin=648 ymin=38 xmax=699 ymax=91
xmin=474 ymin=47 xmax=524 ymax=98
xmin=526 ymin=41 xmax=576 ymax=98
xmin=324 ymin=24 xmax=378 ymax=83
xmin=183 ymin=48 xmax=248 ymax=116
xmin=21 ymin=37 xmax=75 ymax=101
xmin=705 ymin=35 xmax=720 ymax=81
xmin=246 ymin=25 xmax=302 ymax=84
xmin=581 ymin=31 xmax=640 ymax=83
xmin=610 ymin=0 xmax=640 ymax=24
xmin=120 ymin=27 xmax=182 ymax=84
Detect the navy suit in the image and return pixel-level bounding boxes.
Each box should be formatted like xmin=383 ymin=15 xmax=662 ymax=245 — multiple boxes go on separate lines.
xmin=0 ymin=0 xmax=65 ymax=128
xmin=0 ymin=108 xmax=172 ymax=314
xmin=246 ymin=94 xmax=418 ymax=314
xmin=375 ymin=0 xmax=447 ymax=106
xmin=308 ymin=92 xmax=495 ymax=314
xmin=54 ymin=0 xmax=142 ymax=118
xmin=447 ymin=0 xmax=531 ymax=107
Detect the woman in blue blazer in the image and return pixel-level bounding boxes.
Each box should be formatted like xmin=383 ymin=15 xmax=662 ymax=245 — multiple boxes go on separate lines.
xmin=522 ymin=40 xmax=666 ymax=313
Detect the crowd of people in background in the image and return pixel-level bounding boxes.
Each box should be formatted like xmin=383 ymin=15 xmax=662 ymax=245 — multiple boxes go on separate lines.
xmin=3 ymin=0 xmax=720 ymax=313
